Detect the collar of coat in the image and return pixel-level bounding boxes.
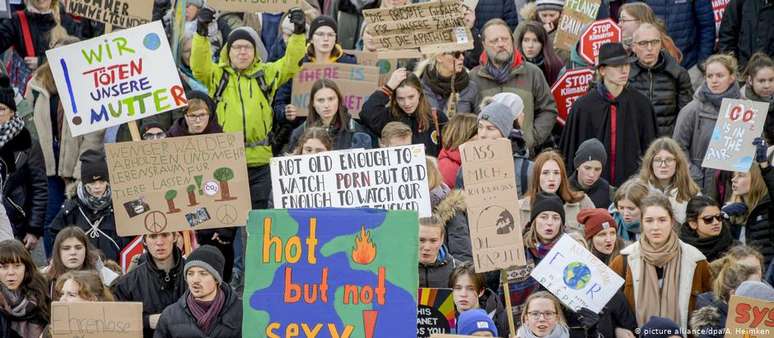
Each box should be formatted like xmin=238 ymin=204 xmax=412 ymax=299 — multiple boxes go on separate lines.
xmin=478 ymin=46 xmax=525 ymax=72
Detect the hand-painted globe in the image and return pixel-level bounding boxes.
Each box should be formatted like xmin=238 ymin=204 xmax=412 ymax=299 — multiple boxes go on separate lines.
xmin=143 ymin=33 xmax=161 ymax=50
xmin=563 ymin=262 xmax=592 ymax=290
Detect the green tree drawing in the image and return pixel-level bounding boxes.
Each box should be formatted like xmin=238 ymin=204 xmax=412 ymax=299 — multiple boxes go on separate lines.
xmin=165 ymin=189 xmax=181 ymax=213
xmin=213 ymin=167 xmax=237 ymax=201
xmin=186 ymin=184 xmax=198 ymax=206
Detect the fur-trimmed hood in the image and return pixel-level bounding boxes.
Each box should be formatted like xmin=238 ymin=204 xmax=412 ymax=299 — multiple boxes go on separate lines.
xmin=435 ymin=189 xmax=466 ymax=225
xmin=519 ymin=2 xmax=538 ymax=22
xmin=690 ymin=303 xmax=726 ymax=331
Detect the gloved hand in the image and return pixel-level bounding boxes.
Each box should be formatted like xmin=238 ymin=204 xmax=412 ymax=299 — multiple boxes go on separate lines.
xmin=196 ymin=7 xmax=215 ymax=36
xmin=289 ymin=8 xmax=306 ymax=35
xmin=754 ymin=137 xmax=768 ymax=163
xmin=576 ymin=307 xmax=600 ymax=329
xmin=722 ymin=202 xmax=748 ymax=218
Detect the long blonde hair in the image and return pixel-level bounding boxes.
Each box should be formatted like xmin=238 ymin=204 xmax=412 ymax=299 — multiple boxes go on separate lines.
xmin=639 ymin=137 xmax=700 ymax=202
xmin=730 ymin=165 xmax=768 ymax=222
xmin=442 ymin=113 xmax=477 ymax=150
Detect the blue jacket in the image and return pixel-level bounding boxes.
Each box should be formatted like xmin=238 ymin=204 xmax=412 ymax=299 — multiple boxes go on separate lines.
xmin=633 ymin=0 xmax=716 ymax=69
xmin=474 ymin=0 xmax=519 ymax=32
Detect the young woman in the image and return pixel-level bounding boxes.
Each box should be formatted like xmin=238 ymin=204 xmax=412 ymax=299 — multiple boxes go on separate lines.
xmin=167 ymin=91 xmax=222 ymax=137
xmin=449 ymin=262 xmax=509 ymax=337
xmin=0 ymin=240 xmax=49 ymax=338
xmin=417 ymin=51 xmax=479 ymax=117
xmin=438 ymin=113 xmax=477 ymax=188
xmin=725 ymin=159 xmax=774 ymax=266
xmin=54 ymin=270 xmax=115 ymax=302
xmin=516 ymin=21 xmax=564 ymax=86
xmin=516 ymin=291 xmax=570 ymax=338
xmin=674 ymin=54 xmax=742 ymax=195
xmin=610 ymin=179 xmax=650 ymax=244
xmin=741 ymin=52 xmax=774 ymax=144
xmin=618 ymin=2 xmax=682 ymax=63
xmin=520 ymin=151 xmax=594 ymax=236
xmin=43 ymin=226 xmax=119 ymax=297
xmin=610 ymin=193 xmax=712 ymax=328
xmin=638 ymin=137 xmax=702 ymax=224
xmin=577 ymin=208 xmax=623 ymax=264
xmin=287 ymin=79 xmax=373 ymax=152
xmin=362 ymin=69 xmax=447 ymax=156
xmin=679 ymin=196 xmax=735 ymax=262
xmin=291 ymin=127 xmax=334 ymax=155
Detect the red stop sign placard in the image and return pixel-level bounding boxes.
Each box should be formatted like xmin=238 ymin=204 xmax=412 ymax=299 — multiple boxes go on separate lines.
xmin=551 ymin=68 xmax=595 ymax=125
xmin=580 ymin=19 xmax=622 ymax=66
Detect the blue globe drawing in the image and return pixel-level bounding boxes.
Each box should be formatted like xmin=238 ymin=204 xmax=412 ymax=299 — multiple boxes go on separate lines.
xmin=143 ymin=33 xmax=161 ymax=50
xmin=563 ymin=262 xmax=592 ymax=290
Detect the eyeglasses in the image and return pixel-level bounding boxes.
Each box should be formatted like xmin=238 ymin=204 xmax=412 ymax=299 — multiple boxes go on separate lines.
xmin=143 ymin=132 xmax=167 ymax=140
xmin=653 ymin=158 xmax=676 ymax=166
xmin=185 ymin=113 xmax=209 ymax=122
xmin=230 ymin=44 xmax=253 ymax=52
xmin=701 ymin=214 xmax=723 ymax=223
xmin=635 ymin=39 xmax=661 ymax=49
xmin=313 ymin=32 xmax=337 ymax=39
xmin=485 ymin=36 xmax=511 ymax=45
xmin=527 ymin=311 xmax=557 ymax=320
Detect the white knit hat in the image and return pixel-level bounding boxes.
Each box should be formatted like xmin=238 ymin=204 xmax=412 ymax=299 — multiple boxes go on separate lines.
xmin=491 ymin=92 xmax=525 ymax=121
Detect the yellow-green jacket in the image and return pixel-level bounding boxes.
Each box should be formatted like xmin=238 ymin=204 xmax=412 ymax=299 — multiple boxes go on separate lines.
xmin=191 ymin=33 xmax=306 ymax=166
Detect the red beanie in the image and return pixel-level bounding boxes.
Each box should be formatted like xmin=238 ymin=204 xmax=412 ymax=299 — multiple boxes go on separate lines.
xmin=577 ymin=208 xmax=616 ymax=240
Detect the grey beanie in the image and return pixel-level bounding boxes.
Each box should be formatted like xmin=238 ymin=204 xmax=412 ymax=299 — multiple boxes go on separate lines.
xmin=478 ymin=102 xmax=516 ymax=138
xmin=573 ymin=138 xmax=607 ymax=169
xmin=188 ymin=0 xmax=204 ymax=7
xmin=491 ymin=92 xmax=524 ymax=122
xmin=184 ymin=245 xmax=225 ymax=284
xmin=736 ymin=281 xmax=774 ymax=301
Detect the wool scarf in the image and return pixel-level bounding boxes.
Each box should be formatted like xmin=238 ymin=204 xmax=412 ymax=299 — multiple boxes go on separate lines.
xmin=637 ymin=229 xmax=682 ymax=326
xmin=700 ymin=81 xmax=741 ymax=110
xmin=0 ymin=116 xmax=24 ymax=149
xmin=516 ymin=323 xmax=570 ymax=338
xmin=186 ymin=288 xmax=226 ymax=334
xmin=77 ymin=182 xmax=113 ymax=212
xmin=679 ymin=223 xmax=734 ymax=261
xmin=423 ymin=66 xmax=470 ymax=98
xmin=485 ymin=59 xmax=513 ymax=85
xmin=0 ymin=284 xmax=45 ymax=338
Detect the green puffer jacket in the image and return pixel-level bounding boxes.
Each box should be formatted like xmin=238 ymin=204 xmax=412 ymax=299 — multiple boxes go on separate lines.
xmin=190 ymin=33 xmax=306 ymax=166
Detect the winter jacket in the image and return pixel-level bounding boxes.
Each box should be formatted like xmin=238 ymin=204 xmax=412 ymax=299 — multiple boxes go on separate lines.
xmin=360 ymin=89 xmax=448 ymax=156
xmin=569 ymin=173 xmax=614 ymax=209
xmin=49 ymin=197 xmax=129 ymax=263
xmin=628 ymin=51 xmax=694 ymax=137
xmin=474 ymin=0 xmax=519 ymax=32
xmin=418 ymin=65 xmax=480 ymax=117
xmin=2 ymin=128 xmax=47 ymax=238
xmin=434 ymin=190 xmax=472 ymax=262
xmin=690 ymin=294 xmax=728 ymax=338
xmin=471 ymin=50 xmax=558 ymax=154
xmin=728 ymin=165 xmax=774 ymax=267
xmin=112 ymin=249 xmax=188 ymax=338
xmin=419 ymin=247 xmax=459 ymax=288
xmin=438 ymin=148 xmax=461 ymax=189
xmin=609 ymin=240 xmax=713 ymax=328
xmin=286 ymin=112 xmax=374 ymax=152
xmin=634 ymin=0 xmax=715 ymax=69
xmin=153 ymin=284 xmax=242 ymax=338
xmin=595 ymin=291 xmax=638 ymax=338
xmin=519 ymin=195 xmax=595 ymax=236
xmin=190 ymin=31 xmax=306 ymax=167
xmin=718 ymin=0 xmax=774 ymax=70
xmin=741 ymin=84 xmax=774 ymax=144
xmin=0 ymin=9 xmax=56 ymax=66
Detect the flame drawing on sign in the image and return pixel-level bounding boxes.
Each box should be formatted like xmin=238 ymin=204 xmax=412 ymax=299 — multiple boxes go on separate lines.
xmin=352 ymin=226 xmax=377 ymax=265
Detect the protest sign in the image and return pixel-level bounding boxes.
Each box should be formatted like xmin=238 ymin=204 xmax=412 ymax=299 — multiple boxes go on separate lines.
xmin=551 ymin=67 xmax=594 ymax=125
xmin=120 ymin=236 xmax=144 ymax=273
xmin=579 ymin=19 xmax=621 ymax=65
xmin=271 ymin=144 xmax=432 ymax=217
xmin=530 ymin=234 xmax=624 ymax=312
xmin=106 ymin=132 xmax=251 ymax=236
xmin=290 ymin=63 xmax=380 ymax=118
xmin=713 ymin=0 xmax=731 ymax=33
xmin=725 ymin=295 xmax=774 ymax=338
xmin=51 ymin=301 xmax=142 ymax=338
xmin=0 ymin=0 xmax=9 ymax=19
xmin=554 ymin=0 xmax=602 ymax=52
xmin=243 ymin=208 xmax=419 ymax=338
xmin=207 ymin=0 xmax=301 ymax=13
xmin=460 ymin=138 xmax=525 ymax=272
xmin=65 ymin=0 xmax=153 ymax=29
xmin=417 ymin=288 xmax=456 ymax=338
xmin=363 ymin=1 xmax=473 ymax=53
xmin=46 ymin=21 xmax=186 ymax=137
xmin=701 ymin=99 xmax=769 ymax=172
xmin=347 ymin=50 xmax=422 ymax=86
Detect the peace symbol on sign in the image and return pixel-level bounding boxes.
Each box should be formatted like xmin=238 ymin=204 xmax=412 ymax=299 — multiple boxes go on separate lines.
xmin=216 ymin=205 xmax=239 ymax=224
xmin=144 ymin=211 xmax=168 ymax=233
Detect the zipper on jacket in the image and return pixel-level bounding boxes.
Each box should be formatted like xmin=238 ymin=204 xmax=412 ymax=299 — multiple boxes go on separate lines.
xmin=237 ymin=74 xmax=248 ymax=145
xmin=7 ymin=198 xmax=26 ymax=218
xmin=648 ymin=69 xmax=654 ymax=100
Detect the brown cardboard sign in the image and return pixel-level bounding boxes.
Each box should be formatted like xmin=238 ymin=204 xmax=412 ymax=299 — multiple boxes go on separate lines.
xmin=51 ymin=302 xmax=142 ymax=338
xmin=290 ymin=63 xmax=380 ymax=118
xmin=64 ymin=0 xmax=153 ymax=29
xmin=553 ymin=0 xmax=602 ymax=52
xmin=207 ymin=0 xmax=302 ymax=13
xmin=106 ymin=133 xmax=251 ymax=236
xmin=724 ymin=295 xmax=774 ymax=338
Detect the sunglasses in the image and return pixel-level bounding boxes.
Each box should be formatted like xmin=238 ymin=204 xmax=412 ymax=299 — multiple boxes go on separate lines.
xmin=701 ymin=214 xmax=723 ymax=223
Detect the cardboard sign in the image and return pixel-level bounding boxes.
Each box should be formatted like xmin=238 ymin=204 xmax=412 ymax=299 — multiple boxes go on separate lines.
xmin=551 ymin=67 xmax=595 ymax=125
xmin=363 ymin=1 xmax=474 ymax=53
xmin=65 ymin=0 xmax=153 ymax=28
xmin=347 ymin=50 xmax=422 ymax=86
xmin=579 ymin=19 xmax=621 ymax=65
xmin=51 ymin=301 xmax=142 ymax=338
xmin=106 ymin=132 xmax=251 ymax=236
xmin=713 ymin=0 xmax=731 ymax=33
xmin=530 ymin=235 xmax=624 ymax=312
xmin=46 ymin=21 xmax=186 ymax=137
xmin=702 ymin=99 xmax=769 ymax=172
xmin=417 ymin=288 xmax=456 ymax=338
xmin=270 ymin=145 xmax=432 ymax=217
xmin=460 ymin=138 xmax=526 ymax=272
xmin=243 ymin=208 xmax=419 ymax=338
xmin=207 ymin=0 xmax=301 ymax=13
xmin=724 ymin=295 xmax=774 ymax=338
xmin=290 ymin=63 xmax=380 ymax=118
xmin=554 ymin=0 xmax=602 ymax=52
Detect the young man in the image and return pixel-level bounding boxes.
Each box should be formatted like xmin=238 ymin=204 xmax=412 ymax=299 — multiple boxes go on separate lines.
xmin=419 ymin=216 xmax=458 ymax=288
xmin=569 ymin=138 xmax=614 ymax=208
xmin=379 ymin=121 xmax=413 ymax=148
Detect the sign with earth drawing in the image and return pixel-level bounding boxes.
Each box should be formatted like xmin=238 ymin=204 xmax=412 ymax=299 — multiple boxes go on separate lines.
xmin=530 ymin=234 xmax=624 ymax=312
xmin=243 ymin=208 xmax=419 ymax=338
xmin=105 ymin=132 xmax=251 ymax=236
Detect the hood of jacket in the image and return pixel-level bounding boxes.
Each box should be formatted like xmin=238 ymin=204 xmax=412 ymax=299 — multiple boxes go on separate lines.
xmin=438 ymin=148 xmax=462 ymax=166
xmin=435 ymin=189 xmax=466 ymax=225
xmin=217 ymin=39 xmax=264 ymax=76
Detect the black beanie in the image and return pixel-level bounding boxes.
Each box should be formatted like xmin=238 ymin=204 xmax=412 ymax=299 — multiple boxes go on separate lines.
xmin=530 ymin=192 xmax=565 ymax=225
xmin=186 ymin=90 xmax=216 ymax=114
xmin=184 ymin=245 xmax=226 ymax=284
xmin=308 ymin=15 xmax=337 ymax=40
xmin=573 ymin=138 xmax=607 ymax=169
xmin=226 ymin=27 xmax=257 ymax=53
xmin=0 ymin=76 xmax=16 ymax=112
xmin=80 ymin=149 xmax=109 ymax=184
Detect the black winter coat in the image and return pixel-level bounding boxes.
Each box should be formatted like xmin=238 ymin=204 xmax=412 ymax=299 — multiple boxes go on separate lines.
xmin=111 ymin=249 xmax=188 ymax=338
xmin=0 ymin=10 xmax=56 ymax=64
xmin=153 ymin=285 xmax=243 ymax=338
xmin=286 ymin=112 xmax=375 ymax=152
xmin=595 ymin=290 xmax=638 ymax=338
xmin=719 ymin=0 xmax=774 ymax=70
xmin=0 ymin=128 xmax=47 ymax=238
xmin=730 ymin=165 xmax=774 ymax=267
xmin=628 ymin=51 xmax=693 ymax=137
xmin=419 ymin=248 xmax=458 ymax=288
xmin=570 ymin=173 xmax=614 ymax=209
xmin=49 ymin=197 xmax=130 ymax=262
xmin=474 ymin=0 xmax=519 ymax=32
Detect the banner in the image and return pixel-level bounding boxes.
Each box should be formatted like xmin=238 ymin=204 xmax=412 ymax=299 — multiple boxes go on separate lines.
xmin=65 ymin=0 xmax=153 ymax=29
xmin=417 ymin=288 xmax=456 ymax=337
xmin=290 ymin=63 xmax=380 ymax=118
xmin=713 ymin=0 xmax=731 ymax=33
xmin=106 ymin=132 xmax=251 ymax=236
xmin=208 ymin=0 xmax=301 ymax=13
xmin=270 ymin=145 xmax=432 ymax=217
xmin=46 ymin=21 xmax=187 ymax=137
xmin=724 ymin=295 xmax=773 ymax=338
xmin=551 ymin=67 xmax=594 ymax=125
xmin=554 ymin=0 xmax=602 ymax=52
xmin=460 ymin=138 xmax=526 ymax=272
xmin=243 ymin=208 xmax=419 ymax=338
xmin=701 ymin=99 xmax=769 ymax=172
xmin=579 ymin=19 xmax=621 ymax=65
xmin=51 ymin=301 xmax=142 ymax=338
xmin=530 ymin=235 xmax=624 ymax=312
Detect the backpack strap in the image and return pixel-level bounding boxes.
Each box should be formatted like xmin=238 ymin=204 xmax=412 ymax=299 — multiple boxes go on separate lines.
xmin=16 ymin=11 xmax=35 ymax=57
xmin=212 ymin=70 xmax=230 ymax=107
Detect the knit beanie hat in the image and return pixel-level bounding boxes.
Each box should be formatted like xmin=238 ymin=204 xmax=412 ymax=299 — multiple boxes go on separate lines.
xmin=184 ymin=245 xmax=226 ymax=284
xmin=492 ymin=92 xmax=525 ymax=122
xmin=736 ymin=281 xmax=774 ymax=301
xmin=478 ymin=102 xmax=516 ymax=138
xmin=640 ymin=316 xmax=683 ymax=338
xmin=308 ymin=15 xmax=337 ymax=40
xmin=227 ymin=27 xmax=257 ymax=53
xmin=530 ymin=192 xmax=565 ymax=225
xmin=0 ymin=76 xmax=16 ymax=112
xmin=577 ymin=208 xmax=616 ymax=240
xmin=536 ymin=0 xmax=566 ymax=12
xmin=187 ymin=0 xmax=204 ymax=8
xmin=574 ymin=138 xmax=607 ymax=169
xmin=80 ymin=149 xmax=109 ymax=184
xmin=457 ymin=309 xmax=498 ymax=336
